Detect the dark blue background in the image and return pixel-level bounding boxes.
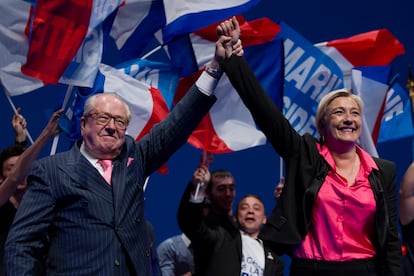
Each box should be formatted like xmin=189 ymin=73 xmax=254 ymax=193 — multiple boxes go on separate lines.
xmin=1 ymin=0 xmax=413 ymax=273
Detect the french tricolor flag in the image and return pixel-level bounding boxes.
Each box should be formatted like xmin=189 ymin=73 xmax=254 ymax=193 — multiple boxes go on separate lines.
xmin=162 ymin=0 xmax=261 ymax=43
xmin=171 ymin=16 xmax=283 ymax=153
xmin=0 ymin=0 xmax=43 ymax=95
xmin=22 ymin=0 xmax=122 ymax=86
xmin=108 ymin=0 xmax=260 ymax=61
xmin=108 ymin=0 xmax=166 ymax=61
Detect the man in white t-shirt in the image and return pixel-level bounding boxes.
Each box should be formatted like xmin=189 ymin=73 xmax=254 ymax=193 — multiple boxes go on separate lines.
xmin=178 ymin=165 xmax=284 ymax=276
xmin=238 ymin=195 xmax=267 ymax=275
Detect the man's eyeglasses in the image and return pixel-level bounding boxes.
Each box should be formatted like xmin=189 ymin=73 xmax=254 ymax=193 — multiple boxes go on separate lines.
xmin=86 ymin=112 xmax=128 ymax=130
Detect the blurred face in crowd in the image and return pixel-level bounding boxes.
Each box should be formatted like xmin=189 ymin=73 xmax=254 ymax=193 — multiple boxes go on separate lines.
xmin=1 ymin=155 xmax=26 ymax=190
xmin=81 ymin=94 xmax=129 ymax=159
xmin=208 ymin=175 xmax=235 ymax=215
xmin=237 ymin=195 xmax=266 ymax=238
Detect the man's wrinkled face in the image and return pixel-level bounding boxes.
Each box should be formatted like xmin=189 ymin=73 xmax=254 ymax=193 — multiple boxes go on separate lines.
xmin=81 ymin=95 xmax=128 ymax=159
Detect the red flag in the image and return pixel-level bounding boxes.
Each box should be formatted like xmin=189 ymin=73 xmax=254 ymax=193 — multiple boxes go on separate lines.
xmin=172 ymin=16 xmax=283 ymax=153
xmin=174 ymin=70 xmax=232 ymax=153
xmin=325 ymin=29 xmax=405 ymax=66
xmin=21 ymin=0 xmax=93 ymax=84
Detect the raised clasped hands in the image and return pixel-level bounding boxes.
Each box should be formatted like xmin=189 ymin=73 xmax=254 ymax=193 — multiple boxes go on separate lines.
xmin=214 ymin=16 xmax=244 ymax=64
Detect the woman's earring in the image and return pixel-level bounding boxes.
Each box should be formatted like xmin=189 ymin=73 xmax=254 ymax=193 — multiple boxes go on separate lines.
xmin=320 ymin=135 xmax=325 ymax=144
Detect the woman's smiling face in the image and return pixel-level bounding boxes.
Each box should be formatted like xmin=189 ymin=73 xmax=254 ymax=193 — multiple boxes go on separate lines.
xmin=323 ymin=96 xmax=362 ymax=146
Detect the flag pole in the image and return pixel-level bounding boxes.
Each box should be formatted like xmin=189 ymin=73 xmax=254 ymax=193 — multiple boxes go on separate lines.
xmin=279 ymin=156 xmax=283 ymax=179
xmin=406 ymin=65 xmax=414 ymax=162
xmin=194 ymin=150 xmax=212 ymax=199
xmin=49 ymin=85 xmax=73 ymax=155
xmin=143 ymin=176 xmax=150 ymax=192
xmin=141 ymin=45 xmax=163 ymax=59
xmin=1 ymin=84 xmax=34 ymax=144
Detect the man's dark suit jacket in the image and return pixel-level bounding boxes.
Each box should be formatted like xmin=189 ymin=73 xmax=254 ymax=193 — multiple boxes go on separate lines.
xmin=177 ymin=183 xmax=284 ymax=276
xmin=221 ymin=55 xmax=401 ymax=276
xmin=5 ymin=87 xmax=216 ymax=276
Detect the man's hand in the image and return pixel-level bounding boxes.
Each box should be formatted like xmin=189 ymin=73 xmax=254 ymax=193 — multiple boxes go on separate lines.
xmin=216 ymin=16 xmax=242 ymax=58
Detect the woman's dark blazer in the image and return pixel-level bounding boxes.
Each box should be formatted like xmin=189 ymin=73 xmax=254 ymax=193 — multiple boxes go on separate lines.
xmin=221 ymin=55 xmax=401 ymax=276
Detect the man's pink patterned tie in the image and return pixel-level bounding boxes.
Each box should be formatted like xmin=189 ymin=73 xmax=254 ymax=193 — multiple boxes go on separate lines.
xmin=98 ymin=159 xmax=113 ymax=185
